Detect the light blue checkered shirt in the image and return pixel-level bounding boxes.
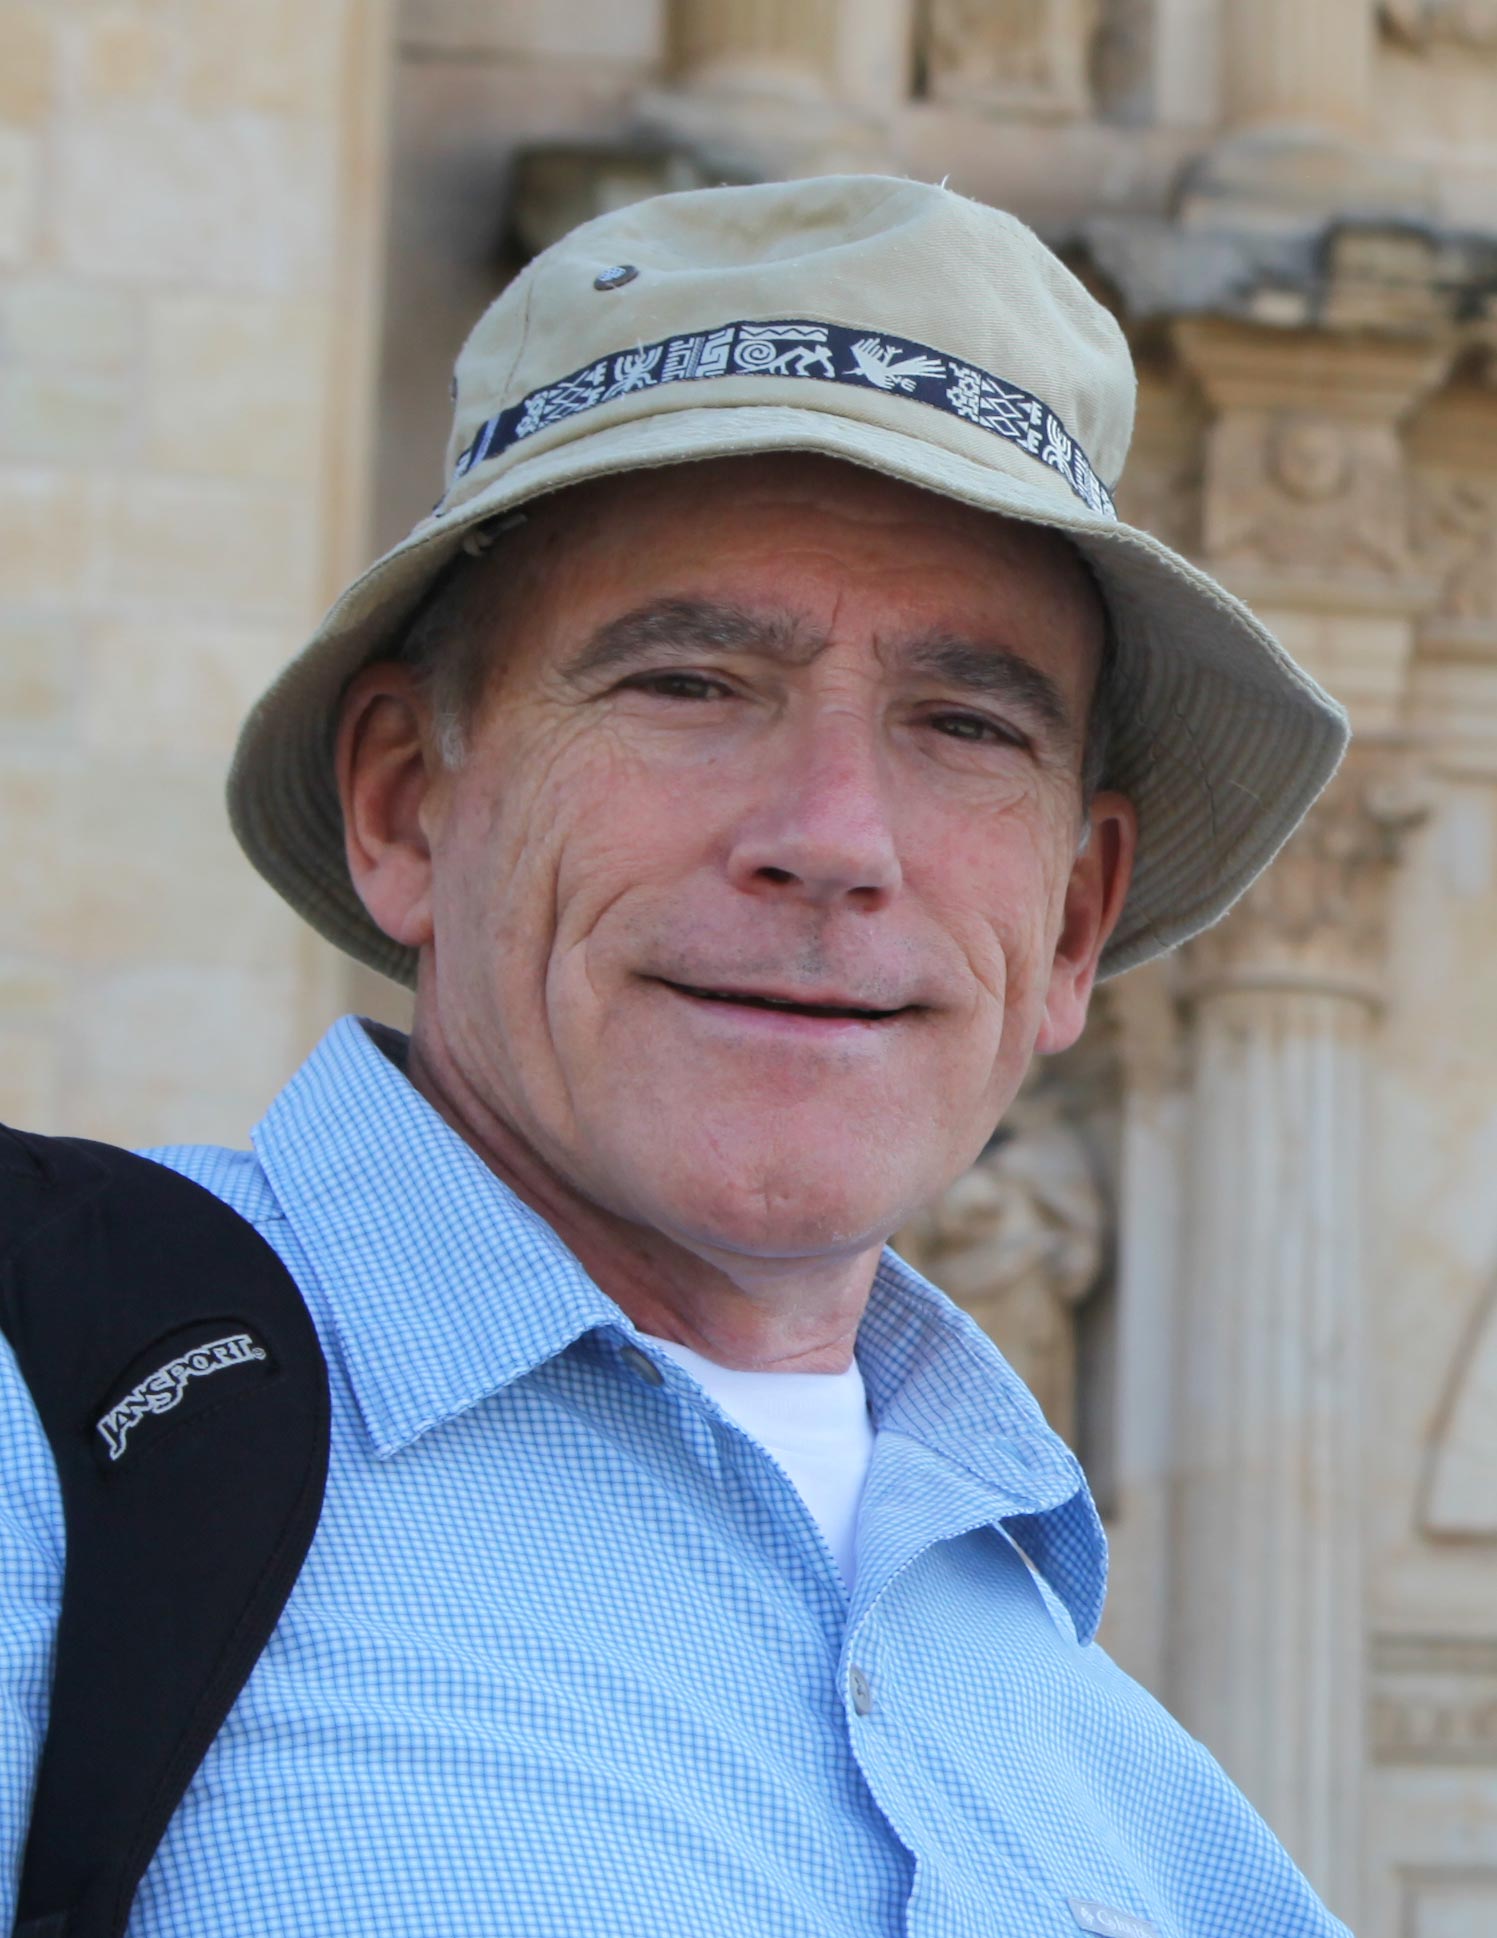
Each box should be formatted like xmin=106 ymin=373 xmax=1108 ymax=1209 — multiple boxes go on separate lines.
xmin=0 ymin=1016 xmax=1350 ymax=1936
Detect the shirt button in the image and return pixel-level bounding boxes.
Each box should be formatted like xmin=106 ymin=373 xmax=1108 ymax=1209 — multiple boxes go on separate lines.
xmin=849 ymin=1664 xmax=873 ymax=1716
xmin=619 ymin=1344 xmax=664 ymax=1387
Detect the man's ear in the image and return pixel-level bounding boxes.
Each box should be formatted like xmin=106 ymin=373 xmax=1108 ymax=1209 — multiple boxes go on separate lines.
xmin=335 ymin=661 xmax=445 ymax=952
xmin=1034 ymin=790 xmax=1139 ymax=1056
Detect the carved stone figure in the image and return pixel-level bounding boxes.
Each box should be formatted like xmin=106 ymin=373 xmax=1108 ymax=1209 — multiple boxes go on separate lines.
xmin=921 ymin=0 xmax=1100 ymax=118
xmin=895 ymin=1101 xmax=1105 ymax=1441
xmin=1205 ymin=411 xmax=1410 ymax=579
xmin=1271 ymin=416 xmax=1353 ymax=502
xmin=1411 ymin=469 xmax=1497 ymax=623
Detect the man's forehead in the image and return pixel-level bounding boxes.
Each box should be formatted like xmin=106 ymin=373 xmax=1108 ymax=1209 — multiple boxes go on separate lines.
xmin=514 ymin=454 xmax=1106 ymax=656
xmin=532 ymin=449 xmax=1079 ymax=562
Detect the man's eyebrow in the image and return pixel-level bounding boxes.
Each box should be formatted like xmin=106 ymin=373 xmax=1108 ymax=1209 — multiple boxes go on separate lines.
xmin=561 ymin=598 xmax=824 ymax=682
xmin=562 ymin=601 xmax=1078 ymax=748
xmin=902 ymin=635 xmax=1077 ymax=748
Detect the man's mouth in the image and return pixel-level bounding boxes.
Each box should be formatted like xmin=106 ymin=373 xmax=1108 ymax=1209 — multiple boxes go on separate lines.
xmin=660 ymin=980 xmax=911 ymax=1023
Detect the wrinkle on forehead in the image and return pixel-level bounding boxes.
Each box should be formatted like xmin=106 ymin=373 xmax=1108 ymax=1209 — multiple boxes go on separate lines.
xmin=463 ymin=453 xmax=1107 ymax=731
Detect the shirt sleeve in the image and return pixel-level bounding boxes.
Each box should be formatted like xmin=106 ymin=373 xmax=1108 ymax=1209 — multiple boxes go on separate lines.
xmin=0 ymin=1328 xmax=63 ymax=1932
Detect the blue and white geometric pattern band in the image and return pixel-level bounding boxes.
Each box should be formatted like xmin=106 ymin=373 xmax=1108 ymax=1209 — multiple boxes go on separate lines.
xmin=451 ymin=318 xmax=1117 ymax=519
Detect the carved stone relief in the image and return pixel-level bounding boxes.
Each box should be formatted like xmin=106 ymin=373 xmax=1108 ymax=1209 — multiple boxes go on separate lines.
xmin=1185 ymin=751 xmax=1430 ymax=997
xmin=920 ymin=0 xmax=1100 ymax=118
xmin=1420 ymin=1270 xmax=1497 ymax=1537
xmin=894 ymin=1097 xmax=1106 ymax=1441
xmin=1204 ymin=410 xmax=1411 ymax=580
xmin=1372 ymin=1634 xmax=1497 ymax=1764
xmin=1411 ymin=469 xmax=1497 ymax=626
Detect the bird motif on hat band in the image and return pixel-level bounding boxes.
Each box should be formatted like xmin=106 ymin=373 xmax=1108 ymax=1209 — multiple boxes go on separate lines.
xmin=447 ymin=317 xmax=1117 ymax=521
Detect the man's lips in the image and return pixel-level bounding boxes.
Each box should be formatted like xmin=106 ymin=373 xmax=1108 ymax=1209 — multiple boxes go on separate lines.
xmin=656 ymin=979 xmax=915 ymax=1023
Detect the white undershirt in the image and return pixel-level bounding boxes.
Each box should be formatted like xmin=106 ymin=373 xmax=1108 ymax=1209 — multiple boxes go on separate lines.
xmin=641 ymin=1334 xmax=876 ymax=1597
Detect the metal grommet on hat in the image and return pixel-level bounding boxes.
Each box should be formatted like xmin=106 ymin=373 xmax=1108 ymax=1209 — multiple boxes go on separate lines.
xmin=592 ymin=263 xmax=638 ymax=290
xmin=458 ymin=510 xmax=528 ymax=557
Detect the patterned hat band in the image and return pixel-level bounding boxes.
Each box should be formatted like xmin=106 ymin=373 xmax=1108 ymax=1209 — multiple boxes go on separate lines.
xmin=451 ymin=318 xmax=1117 ymax=521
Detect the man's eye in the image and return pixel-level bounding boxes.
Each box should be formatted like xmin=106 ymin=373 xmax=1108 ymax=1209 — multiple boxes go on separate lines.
xmin=929 ymin=711 xmax=1023 ymax=746
xmin=625 ymin=671 xmax=730 ymax=701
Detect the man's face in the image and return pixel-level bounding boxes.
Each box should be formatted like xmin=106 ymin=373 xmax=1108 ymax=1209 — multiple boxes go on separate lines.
xmin=377 ymin=456 xmax=1125 ymax=1265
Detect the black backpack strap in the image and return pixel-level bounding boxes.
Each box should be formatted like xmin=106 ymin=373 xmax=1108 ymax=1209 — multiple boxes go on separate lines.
xmin=0 ymin=1126 xmax=330 ymax=1938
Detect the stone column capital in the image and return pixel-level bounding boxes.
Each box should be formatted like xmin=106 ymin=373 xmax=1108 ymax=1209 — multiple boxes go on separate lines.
xmin=1170 ymin=321 xmax=1459 ymax=724
xmin=1183 ymin=743 xmax=1431 ymax=1009
xmin=1172 ymin=319 xmax=1454 ymax=426
xmin=635 ymin=0 xmax=905 ymax=175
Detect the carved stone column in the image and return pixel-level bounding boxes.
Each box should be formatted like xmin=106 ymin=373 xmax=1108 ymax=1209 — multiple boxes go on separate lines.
xmin=1185 ymin=0 xmax=1430 ymax=229
xmin=918 ymin=0 xmax=1100 ymax=120
xmin=638 ymin=0 xmax=906 ymax=173
xmin=1220 ymin=0 xmax=1374 ymax=139
xmin=667 ymin=0 xmax=840 ymax=98
xmin=1163 ymin=321 xmax=1447 ymax=1918
xmin=1173 ymin=755 xmax=1424 ymax=1916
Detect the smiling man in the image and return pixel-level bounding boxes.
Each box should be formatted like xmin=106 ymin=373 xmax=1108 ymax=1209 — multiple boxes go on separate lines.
xmin=1 ymin=178 xmax=1353 ymax=1937
xmin=338 ymin=457 xmax=1130 ymax=1377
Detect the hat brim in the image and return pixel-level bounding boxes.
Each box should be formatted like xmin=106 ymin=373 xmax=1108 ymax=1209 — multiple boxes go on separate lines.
xmin=227 ymin=399 xmax=1348 ymax=986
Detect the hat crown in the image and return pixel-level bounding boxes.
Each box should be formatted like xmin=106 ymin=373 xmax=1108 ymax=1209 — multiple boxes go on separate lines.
xmin=444 ymin=175 xmax=1135 ymax=500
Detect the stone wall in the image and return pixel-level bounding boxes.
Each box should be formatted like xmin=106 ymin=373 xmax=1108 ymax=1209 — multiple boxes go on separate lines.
xmin=0 ymin=0 xmax=392 ymax=1145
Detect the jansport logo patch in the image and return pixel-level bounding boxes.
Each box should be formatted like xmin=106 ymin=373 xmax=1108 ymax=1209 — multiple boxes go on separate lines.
xmin=97 ymin=1333 xmax=268 ymax=1462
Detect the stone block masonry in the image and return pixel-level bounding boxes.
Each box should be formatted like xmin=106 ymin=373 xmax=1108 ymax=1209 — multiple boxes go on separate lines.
xmin=0 ymin=0 xmax=392 ymax=1146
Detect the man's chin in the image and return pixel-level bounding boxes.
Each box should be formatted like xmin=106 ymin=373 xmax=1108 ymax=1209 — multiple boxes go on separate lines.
xmin=629 ymin=1154 xmax=919 ymax=1266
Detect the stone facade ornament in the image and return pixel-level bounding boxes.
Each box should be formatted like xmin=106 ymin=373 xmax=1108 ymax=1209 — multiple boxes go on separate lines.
xmin=1371 ymin=1635 xmax=1497 ymax=1766
xmin=1407 ymin=397 xmax=1497 ymax=777
xmin=1186 ymin=748 xmax=1431 ymax=1002
xmin=895 ymin=1100 xmax=1105 ymax=1442
xmin=1420 ymin=1271 xmax=1497 ymax=1536
xmin=920 ymin=0 xmax=1100 ymax=119
xmin=1175 ymin=323 xmax=1453 ymax=599
xmin=1175 ymin=321 xmax=1452 ymax=735
xmin=1412 ymin=469 xmax=1497 ymax=624
xmin=1206 ymin=408 xmax=1408 ymax=579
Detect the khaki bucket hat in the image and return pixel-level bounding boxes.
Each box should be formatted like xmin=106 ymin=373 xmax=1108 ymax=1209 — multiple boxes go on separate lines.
xmin=228 ymin=173 xmax=1348 ymax=985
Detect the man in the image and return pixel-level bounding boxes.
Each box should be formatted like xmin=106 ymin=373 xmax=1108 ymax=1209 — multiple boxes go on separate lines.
xmin=2 ymin=177 xmax=1352 ymax=1934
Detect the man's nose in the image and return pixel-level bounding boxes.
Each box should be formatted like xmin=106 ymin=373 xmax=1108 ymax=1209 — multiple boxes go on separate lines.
xmin=725 ymin=710 xmax=903 ymax=911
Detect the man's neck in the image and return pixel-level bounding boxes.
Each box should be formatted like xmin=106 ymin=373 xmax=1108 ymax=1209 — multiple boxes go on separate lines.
xmin=400 ymin=1022 xmax=878 ymax=1373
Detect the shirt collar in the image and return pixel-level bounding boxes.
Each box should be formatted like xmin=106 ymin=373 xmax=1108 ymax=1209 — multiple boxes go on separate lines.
xmin=253 ymin=1015 xmax=1106 ymax=1642
xmin=858 ymin=1248 xmax=1108 ymax=1643
xmin=252 ymin=1015 xmax=622 ymax=1460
